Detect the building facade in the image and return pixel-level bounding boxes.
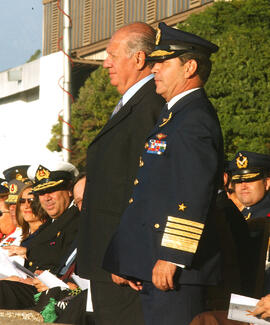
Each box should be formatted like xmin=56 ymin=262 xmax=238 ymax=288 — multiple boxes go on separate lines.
xmin=43 ymin=0 xmax=214 ymax=62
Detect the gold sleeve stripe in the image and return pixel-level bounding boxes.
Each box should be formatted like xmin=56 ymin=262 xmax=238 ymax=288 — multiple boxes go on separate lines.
xmin=164 ymin=227 xmax=201 ymax=240
xmin=166 ymin=222 xmax=203 ymax=235
xmin=161 ymin=233 xmax=198 ymax=253
xmin=167 ymin=216 xmax=204 ymax=229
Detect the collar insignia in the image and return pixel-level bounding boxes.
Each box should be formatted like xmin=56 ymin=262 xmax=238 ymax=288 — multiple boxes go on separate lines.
xmin=159 ymin=112 xmax=172 ymax=128
xmin=36 ymin=165 xmax=50 ymax=181
xmin=236 ymin=153 xmax=248 ymax=169
xmin=155 ymin=27 xmax=161 ymax=45
xmin=178 ymin=203 xmax=187 ymax=211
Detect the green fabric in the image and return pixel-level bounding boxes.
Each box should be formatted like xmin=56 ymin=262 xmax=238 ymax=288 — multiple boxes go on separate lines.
xmin=40 ymin=297 xmax=58 ymax=323
xmin=34 ymin=292 xmax=42 ymax=303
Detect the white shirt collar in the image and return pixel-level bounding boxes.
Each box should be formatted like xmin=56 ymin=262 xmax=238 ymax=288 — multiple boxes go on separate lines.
xmin=167 ymin=88 xmax=200 ymax=110
xmin=122 ymin=74 xmax=154 ymax=106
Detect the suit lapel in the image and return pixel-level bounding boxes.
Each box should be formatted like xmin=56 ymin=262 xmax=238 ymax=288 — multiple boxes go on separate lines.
xmin=89 ymin=78 xmax=156 ymax=145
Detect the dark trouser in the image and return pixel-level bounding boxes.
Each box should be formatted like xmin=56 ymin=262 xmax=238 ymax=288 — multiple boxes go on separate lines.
xmin=139 ymin=282 xmax=205 ymax=325
xmin=91 ymin=280 xmax=145 ymax=325
xmin=0 ymin=280 xmax=37 ymax=309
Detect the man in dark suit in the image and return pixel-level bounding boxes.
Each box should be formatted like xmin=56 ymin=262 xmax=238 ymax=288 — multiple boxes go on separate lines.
xmin=103 ymin=22 xmax=224 ymax=325
xmin=76 ymin=22 xmax=165 ymax=325
xmin=0 ymin=161 xmax=80 ymax=309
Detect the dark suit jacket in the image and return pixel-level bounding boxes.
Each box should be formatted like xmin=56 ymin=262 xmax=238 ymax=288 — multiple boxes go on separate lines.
xmin=77 ymin=78 xmax=165 ymax=281
xmin=103 ymin=88 xmax=224 ymax=285
xmin=26 ymin=205 xmax=80 ymax=274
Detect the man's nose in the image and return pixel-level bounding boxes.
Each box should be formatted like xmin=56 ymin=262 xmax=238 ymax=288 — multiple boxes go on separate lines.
xmin=151 ymin=62 xmax=160 ymax=73
xmin=103 ymin=56 xmax=111 ymax=68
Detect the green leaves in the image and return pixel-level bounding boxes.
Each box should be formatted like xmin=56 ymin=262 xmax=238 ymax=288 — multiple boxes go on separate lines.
xmin=47 ymin=66 xmax=120 ymax=169
xmin=178 ymin=0 xmax=270 ymax=158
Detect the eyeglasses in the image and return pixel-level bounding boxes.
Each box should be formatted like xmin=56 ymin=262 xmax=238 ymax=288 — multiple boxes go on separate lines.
xmin=19 ymin=198 xmax=34 ymax=204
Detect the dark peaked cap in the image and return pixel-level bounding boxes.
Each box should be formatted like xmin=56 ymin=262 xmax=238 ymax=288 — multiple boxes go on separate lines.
xmin=228 ymin=151 xmax=270 ymax=183
xmin=0 ymin=178 xmax=9 ymax=196
xmin=147 ymin=22 xmax=219 ymax=61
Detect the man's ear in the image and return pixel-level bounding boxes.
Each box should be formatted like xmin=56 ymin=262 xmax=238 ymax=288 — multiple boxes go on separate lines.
xmin=265 ymin=177 xmax=270 ymax=191
xmin=184 ymin=59 xmax=198 ymax=78
xmin=134 ymin=51 xmax=146 ymax=70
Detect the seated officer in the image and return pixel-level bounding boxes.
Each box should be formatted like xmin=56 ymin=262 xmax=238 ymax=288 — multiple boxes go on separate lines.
xmin=0 ymin=161 xmax=80 ymax=310
xmin=228 ymin=151 xmax=270 ymax=220
xmin=3 ymin=165 xmax=30 ymax=227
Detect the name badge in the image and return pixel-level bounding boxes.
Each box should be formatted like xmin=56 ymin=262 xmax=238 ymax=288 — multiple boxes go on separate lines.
xmin=146 ymin=139 xmax=167 ymax=155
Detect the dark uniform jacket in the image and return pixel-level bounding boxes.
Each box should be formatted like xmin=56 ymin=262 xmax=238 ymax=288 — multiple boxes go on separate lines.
xmin=26 ymin=205 xmax=80 ymax=274
xmin=242 ymin=193 xmax=270 ymax=220
xmin=77 ymin=78 xmax=165 ymax=281
xmin=103 ymin=88 xmax=224 ymax=285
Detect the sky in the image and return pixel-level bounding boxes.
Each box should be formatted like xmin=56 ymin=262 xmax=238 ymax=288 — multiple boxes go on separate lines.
xmin=0 ymin=0 xmax=43 ymax=72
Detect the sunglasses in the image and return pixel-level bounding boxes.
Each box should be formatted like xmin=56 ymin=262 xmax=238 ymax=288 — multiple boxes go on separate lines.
xmin=19 ymin=198 xmax=34 ymax=204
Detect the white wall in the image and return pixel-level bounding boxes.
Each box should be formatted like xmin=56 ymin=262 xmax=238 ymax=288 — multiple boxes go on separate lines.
xmin=0 ymin=52 xmax=66 ymax=177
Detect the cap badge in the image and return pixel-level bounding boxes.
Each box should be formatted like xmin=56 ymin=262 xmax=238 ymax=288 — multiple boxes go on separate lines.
xmin=16 ymin=173 xmax=23 ymax=181
xmin=156 ymin=133 xmax=167 ymax=140
xmin=36 ymin=166 xmax=50 ymax=181
xmin=236 ymin=153 xmax=248 ymax=169
xmin=156 ymin=27 xmax=161 ymax=45
xmin=178 ymin=203 xmax=187 ymax=211
xmin=10 ymin=184 xmax=18 ymax=194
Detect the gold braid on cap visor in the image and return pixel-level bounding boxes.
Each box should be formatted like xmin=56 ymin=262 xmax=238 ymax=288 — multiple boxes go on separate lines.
xmin=33 ymin=180 xmax=64 ymax=192
xmin=148 ymin=50 xmax=175 ymax=57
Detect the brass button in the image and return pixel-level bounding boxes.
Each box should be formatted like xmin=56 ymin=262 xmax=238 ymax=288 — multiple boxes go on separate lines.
xmin=154 ymin=223 xmax=160 ymax=229
xmin=129 ymin=198 xmax=134 ymax=204
xmin=134 ymin=179 xmax=139 ymax=185
xmin=29 ymin=261 xmax=33 ymax=266
xmin=139 ymin=156 xmax=144 ymax=167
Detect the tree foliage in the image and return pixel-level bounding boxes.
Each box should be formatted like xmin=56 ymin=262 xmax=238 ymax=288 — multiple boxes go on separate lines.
xmin=177 ymin=0 xmax=270 ymax=159
xmin=47 ymin=66 xmax=120 ymax=169
xmin=27 ymin=49 xmax=41 ymax=63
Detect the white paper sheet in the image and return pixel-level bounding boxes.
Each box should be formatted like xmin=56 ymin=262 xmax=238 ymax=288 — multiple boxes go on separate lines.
xmin=72 ymin=274 xmax=93 ymax=312
xmin=37 ymin=270 xmax=69 ymax=289
xmin=0 ymin=248 xmax=26 ymax=278
xmin=228 ymin=293 xmax=270 ymax=324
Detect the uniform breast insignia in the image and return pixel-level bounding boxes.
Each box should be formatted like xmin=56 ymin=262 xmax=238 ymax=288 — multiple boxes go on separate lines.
xmin=178 ymin=203 xmax=187 ymax=211
xmin=156 ymin=133 xmax=167 ymax=140
xmin=146 ymin=139 xmax=167 ymax=155
xmin=1 ymin=237 xmax=16 ymax=246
